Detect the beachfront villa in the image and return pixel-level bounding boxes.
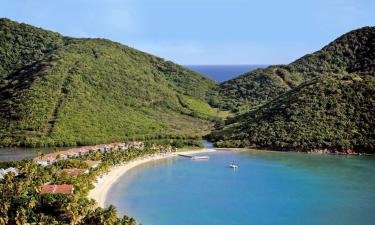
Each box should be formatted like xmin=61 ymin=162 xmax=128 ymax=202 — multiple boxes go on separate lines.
xmin=40 ymin=184 xmax=74 ymax=194
xmin=34 ymin=141 xmax=144 ymax=166
xmin=0 ymin=167 xmax=20 ymax=180
xmin=127 ymin=141 xmax=144 ymax=150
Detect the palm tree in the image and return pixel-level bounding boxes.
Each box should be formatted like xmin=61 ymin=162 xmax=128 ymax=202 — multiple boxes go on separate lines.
xmin=0 ymin=201 xmax=10 ymax=225
xmin=64 ymin=201 xmax=81 ymax=224
xmin=14 ymin=208 xmax=27 ymax=225
xmin=121 ymin=215 xmax=136 ymax=225
xmin=102 ymin=205 xmax=118 ymax=225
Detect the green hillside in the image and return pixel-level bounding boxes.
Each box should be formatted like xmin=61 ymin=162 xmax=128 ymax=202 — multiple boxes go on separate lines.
xmin=209 ymin=73 xmax=375 ymax=152
xmin=218 ymin=26 xmax=374 ymax=112
xmin=0 ymin=18 xmax=221 ymax=147
xmin=210 ymin=27 xmax=375 ymax=153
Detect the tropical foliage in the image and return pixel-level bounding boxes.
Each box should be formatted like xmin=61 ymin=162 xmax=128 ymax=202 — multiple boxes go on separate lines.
xmin=209 ymin=73 xmax=375 ymax=152
xmin=210 ymin=26 xmax=375 ymax=153
xmin=0 ymin=18 xmax=221 ymax=147
xmin=0 ymin=146 xmax=170 ymax=224
xmin=218 ymin=26 xmax=374 ymax=112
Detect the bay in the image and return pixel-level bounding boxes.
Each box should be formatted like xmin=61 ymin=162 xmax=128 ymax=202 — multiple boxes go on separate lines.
xmin=107 ymin=151 xmax=375 ymax=225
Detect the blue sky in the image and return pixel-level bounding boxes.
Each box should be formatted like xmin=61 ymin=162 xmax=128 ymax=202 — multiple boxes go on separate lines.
xmin=1 ymin=0 xmax=374 ymax=64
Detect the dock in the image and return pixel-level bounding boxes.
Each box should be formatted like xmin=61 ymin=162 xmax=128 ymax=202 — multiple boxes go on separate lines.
xmin=178 ymin=154 xmax=193 ymax=158
xmin=178 ymin=154 xmax=209 ymax=160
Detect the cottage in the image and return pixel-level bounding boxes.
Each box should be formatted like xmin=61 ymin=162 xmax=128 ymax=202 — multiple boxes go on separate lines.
xmin=34 ymin=154 xmax=58 ymax=166
xmin=40 ymin=184 xmax=74 ymax=194
xmin=112 ymin=142 xmax=127 ymax=151
xmin=127 ymin=141 xmax=144 ymax=150
xmin=104 ymin=145 xmax=112 ymax=152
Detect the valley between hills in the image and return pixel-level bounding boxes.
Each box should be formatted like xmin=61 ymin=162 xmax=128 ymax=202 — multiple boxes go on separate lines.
xmin=0 ymin=18 xmax=374 ymax=153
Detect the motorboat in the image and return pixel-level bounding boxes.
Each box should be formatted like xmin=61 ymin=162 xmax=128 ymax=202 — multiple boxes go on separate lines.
xmin=229 ymin=163 xmax=238 ymax=169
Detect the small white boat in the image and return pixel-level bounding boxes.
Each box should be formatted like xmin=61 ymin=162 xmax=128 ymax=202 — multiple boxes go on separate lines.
xmin=229 ymin=163 xmax=238 ymax=169
xmin=191 ymin=156 xmax=209 ymax=160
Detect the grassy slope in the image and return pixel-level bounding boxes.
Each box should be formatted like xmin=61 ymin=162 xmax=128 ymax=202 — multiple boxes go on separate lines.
xmin=218 ymin=26 xmax=375 ymax=112
xmin=210 ymin=27 xmax=375 ymax=152
xmin=0 ymin=19 xmax=221 ymax=147
xmin=210 ymin=73 xmax=375 ymax=152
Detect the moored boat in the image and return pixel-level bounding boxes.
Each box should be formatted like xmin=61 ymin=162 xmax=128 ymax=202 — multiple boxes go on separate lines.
xmin=229 ymin=163 xmax=238 ymax=169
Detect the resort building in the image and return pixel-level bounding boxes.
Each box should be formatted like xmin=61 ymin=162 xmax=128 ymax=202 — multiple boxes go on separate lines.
xmin=127 ymin=141 xmax=144 ymax=150
xmin=34 ymin=153 xmax=63 ymax=166
xmin=0 ymin=167 xmax=20 ymax=180
xmin=40 ymin=184 xmax=74 ymax=194
xmin=33 ymin=141 xmax=144 ymax=166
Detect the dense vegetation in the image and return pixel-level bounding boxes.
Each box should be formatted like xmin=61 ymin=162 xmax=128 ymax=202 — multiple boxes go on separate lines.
xmin=210 ymin=26 xmax=375 ymax=153
xmin=218 ymin=26 xmax=374 ymax=112
xmin=0 ymin=146 xmax=169 ymax=224
xmin=0 ymin=16 xmax=374 ymax=225
xmin=210 ymin=73 xmax=375 ymax=152
xmin=0 ymin=18 xmax=222 ymax=147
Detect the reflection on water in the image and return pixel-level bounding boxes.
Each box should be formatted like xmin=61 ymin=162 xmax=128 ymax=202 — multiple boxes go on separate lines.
xmin=0 ymin=146 xmax=71 ymax=162
xmin=239 ymin=150 xmax=375 ymax=175
xmin=0 ymin=139 xmax=215 ymax=162
xmin=203 ymin=140 xmax=214 ymax=149
xmin=107 ymin=151 xmax=375 ymax=225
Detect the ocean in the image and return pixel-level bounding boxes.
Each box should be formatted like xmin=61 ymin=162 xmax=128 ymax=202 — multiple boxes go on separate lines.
xmin=106 ymin=151 xmax=375 ymax=225
xmin=185 ymin=65 xmax=267 ymax=82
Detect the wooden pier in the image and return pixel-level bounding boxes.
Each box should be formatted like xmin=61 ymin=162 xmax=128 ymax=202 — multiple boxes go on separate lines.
xmin=178 ymin=154 xmax=209 ymax=160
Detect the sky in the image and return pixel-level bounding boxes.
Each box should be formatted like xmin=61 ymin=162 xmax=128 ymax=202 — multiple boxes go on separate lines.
xmin=1 ymin=0 xmax=374 ymax=65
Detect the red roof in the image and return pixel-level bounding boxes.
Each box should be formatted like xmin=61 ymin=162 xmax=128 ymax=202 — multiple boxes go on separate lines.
xmin=41 ymin=184 xmax=74 ymax=194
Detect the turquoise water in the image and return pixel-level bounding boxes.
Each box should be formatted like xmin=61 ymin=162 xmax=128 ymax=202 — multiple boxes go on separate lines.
xmin=106 ymin=151 xmax=375 ymax=225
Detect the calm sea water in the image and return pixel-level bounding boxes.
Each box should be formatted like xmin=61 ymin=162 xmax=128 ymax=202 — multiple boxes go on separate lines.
xmin=0 ymin=147 xmax=70 ymax=162
xmin=106 ymin=151 xmax=375 ymax=225
xmin=185 ymin=65 xmax=267 ymax=82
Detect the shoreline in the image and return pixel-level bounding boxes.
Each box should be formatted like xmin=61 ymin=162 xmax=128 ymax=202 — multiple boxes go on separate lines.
xmin=88 ymin=148 xmax=215 ymax=207
xmin=88 ymin=147 xmax=373 ymax=208
xmin=215 ymin=147 xmax=375 ymax=156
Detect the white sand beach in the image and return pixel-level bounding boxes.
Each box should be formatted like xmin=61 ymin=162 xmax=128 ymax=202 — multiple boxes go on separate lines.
xmin=88 ymin=149 xmax=215 ymax=207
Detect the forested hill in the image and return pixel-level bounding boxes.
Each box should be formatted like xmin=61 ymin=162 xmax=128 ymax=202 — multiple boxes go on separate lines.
xmin=218 ymin=26 xmax=375 ymax=112
xmin=209 ymin=27 xmax=375 ymax=153
xmin=0 ymin=18 xmax=222 ymax=147
xmin=210 ymin=73 xmax=375 ymax=152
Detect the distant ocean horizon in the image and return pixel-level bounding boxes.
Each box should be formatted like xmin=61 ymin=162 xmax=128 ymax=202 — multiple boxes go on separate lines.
xmin=185 ymin=65 xmax=268 ymax=82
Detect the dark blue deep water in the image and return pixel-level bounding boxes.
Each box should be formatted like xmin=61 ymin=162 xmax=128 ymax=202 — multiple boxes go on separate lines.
xmin=106 ymin=151 xmax=375 ymax=225
xmin=185 ymin=65 xmax=267 ymax=82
